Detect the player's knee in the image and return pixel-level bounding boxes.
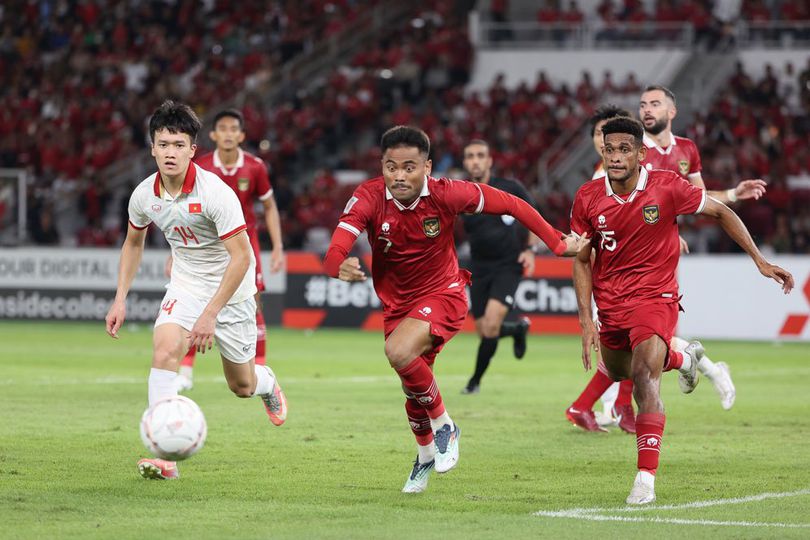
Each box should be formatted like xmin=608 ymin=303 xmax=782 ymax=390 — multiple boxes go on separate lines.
xmin=152 ymin=348 xmax=180 ymax=370
xmin=479 ymin=319 xmax=500 ymax=338
xmin=384 ymin=341 xmax=413 ymax=369
xmin=227 ymin=379 xmax=254 ymax=398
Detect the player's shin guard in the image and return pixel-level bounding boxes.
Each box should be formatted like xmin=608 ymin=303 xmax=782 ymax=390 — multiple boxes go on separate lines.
xmin=148 ymin=368 xmax=178 ymax=406
xmin=635 ymin=413 xmax=666 ymax=474
xmin=180 ymin=347 xmax=196 ymax=367
xmin=405 ymin=395 xmax=434 ymax=446
xmin=255 ymin=309 xmax=267 ymax=366
xmin=574 ymin=369 xmax=614 ymax=410
xmin=616 ymin=379 xmax=634 ymax=407
xmin=396 ymin=356 xmax=445 ymax=419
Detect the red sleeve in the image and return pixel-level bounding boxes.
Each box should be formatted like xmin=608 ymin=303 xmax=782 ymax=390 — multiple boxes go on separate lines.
xmin=323 ymin=227 xmax=357 ymax=277
xmin=441 ymin=178 xmax=485 ymax=213
xmin=688 ymin=140 xmax=702 ymax=175
xmin=323 ymin=185 xmax=372 ymax=277
xmin=479 ymin=183 xmax=566 ymax=256
xmin=570 ymin=188 xmax=594 ymax=239
xmin=671 ymin=174 xmax=707 ymax=215
xmin=254 ymin=159 xmax=273 ymax=200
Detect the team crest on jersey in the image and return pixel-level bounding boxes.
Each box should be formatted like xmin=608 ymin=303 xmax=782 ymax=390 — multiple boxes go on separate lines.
xmin=238 ymin=177 xmax=250 ymax=191
xmin=422 ymin=217 xmax=440 ymax=238
xmin=643 ymin=205 xmax=659 ymax=224
xmin=678 ymin=160 xmax=690 ymax=176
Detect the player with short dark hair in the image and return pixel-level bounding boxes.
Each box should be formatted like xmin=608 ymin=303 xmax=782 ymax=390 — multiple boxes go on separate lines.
xmin=571 ymin=117 xmax=793 ymax=504
xmin=459 ymin=139 xmax=540 ymax=395
xmin=105 ymin=100 xmax=288 ymax=481
xmin=323 ymin=125 xmax=588 ymax=493
xmin=171 ymin=108 xmax=285 ymax=392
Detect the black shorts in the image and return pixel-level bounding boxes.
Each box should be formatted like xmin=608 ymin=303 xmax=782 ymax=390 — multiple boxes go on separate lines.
xmin=469 ymin=266 xmax=522 ymax=319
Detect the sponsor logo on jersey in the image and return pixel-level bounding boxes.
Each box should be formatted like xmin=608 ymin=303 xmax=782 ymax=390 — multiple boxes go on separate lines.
xmin=423 ymin=217 xmax=440 ymax=238
xmin=418 ymin=306 xmax=432 ymax=317
xmin=598 ymin=214 xmax=606 ymax=227
xmin=643 ymin=205 xmax=659 ymax=224
xmin=381 ymin=222 xmax=390 ymax=234
xmin=238 ymin=177 xmax=250 ymax=191
xmin=151 ymin=204 xmax=162 ymax=212
xmin=189 ymin=203 xmax=202 ymax=214
xmin=678 ymin=160 xmax=690 ymax=176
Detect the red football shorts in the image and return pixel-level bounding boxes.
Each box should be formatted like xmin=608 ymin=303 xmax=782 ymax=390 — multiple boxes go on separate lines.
xmin=249 ymin=232 xmax=265 ymax=292
xmin=383 ymin=287 xmax=468 ymax=365
xmin=598 ymin=301 xmax=679 ymax=352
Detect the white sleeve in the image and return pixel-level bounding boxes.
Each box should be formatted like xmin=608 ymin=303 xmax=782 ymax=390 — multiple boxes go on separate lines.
xmin=207 ymin=182 xmax=247 ymax=240
xmin=127 ymin=185 xmax=151 ymax=229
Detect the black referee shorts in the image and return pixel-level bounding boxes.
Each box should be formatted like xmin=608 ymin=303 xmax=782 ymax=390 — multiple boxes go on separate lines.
xmin=469 ymin=266 xmax=522 ymax=319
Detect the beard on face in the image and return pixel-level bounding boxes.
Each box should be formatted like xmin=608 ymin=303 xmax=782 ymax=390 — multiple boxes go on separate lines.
xmin=644 ymin=117 xmax=668 ymax=135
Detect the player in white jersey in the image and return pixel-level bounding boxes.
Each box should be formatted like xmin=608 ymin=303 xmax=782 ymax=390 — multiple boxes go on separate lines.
xmin=105 ymin=100 xmax=288 ymax=480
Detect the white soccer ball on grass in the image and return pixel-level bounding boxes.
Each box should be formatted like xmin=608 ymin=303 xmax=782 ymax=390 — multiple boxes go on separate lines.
xmin=140 ymin=395 xmax=207 ymax=461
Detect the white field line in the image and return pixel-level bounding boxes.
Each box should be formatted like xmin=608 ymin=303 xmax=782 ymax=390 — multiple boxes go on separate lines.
xmin=534 ymin=488 xmax=810 ymax=529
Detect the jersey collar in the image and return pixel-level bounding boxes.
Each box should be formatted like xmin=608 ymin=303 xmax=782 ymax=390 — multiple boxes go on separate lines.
xmin=213 ymin=148 xmax=244 ymax=176
xmin=385 ymin=175 xmax=430 ymax=211
xmin=643 ymin=132 xmax=676 ymax=155
xmin=604 ymin=167 xmax=648 ymax=204
xmin=153 ymin=163 xmax=198 ymax=198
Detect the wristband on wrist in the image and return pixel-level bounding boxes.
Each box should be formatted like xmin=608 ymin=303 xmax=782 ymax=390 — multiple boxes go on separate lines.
xmin=726 ymin=188 xmax=738 ymax=202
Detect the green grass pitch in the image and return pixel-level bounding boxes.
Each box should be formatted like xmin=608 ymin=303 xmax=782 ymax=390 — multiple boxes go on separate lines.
xmin=1 ymin=322 xmax=808 ymax=539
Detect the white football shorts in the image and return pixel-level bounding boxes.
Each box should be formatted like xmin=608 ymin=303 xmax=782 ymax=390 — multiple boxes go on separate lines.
xmin=155 ymin=285 xmax=257 ymax=363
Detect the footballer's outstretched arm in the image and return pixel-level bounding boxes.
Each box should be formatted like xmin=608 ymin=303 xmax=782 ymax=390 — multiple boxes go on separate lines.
xmin=700 ymin=196 xmax=794 ymax=293
xmin=478 ymin=183 xmax=588 ymax=256
xmin=105 ymin=224 xmax=148 ymax=338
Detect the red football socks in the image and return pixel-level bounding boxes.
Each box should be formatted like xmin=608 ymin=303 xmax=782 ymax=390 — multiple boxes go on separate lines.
xmin=405 ymin=396 xmax=433 ymax=445
xmin=616 ymin=379 xmax=634 ymax=407
xmin=573 ymin=370 xmax=614 ymax=410
xmin=180 ymin=347 xmax=195 ymax=367
xmin=663 ymin=350 xmax=684 ymax=372
xmin=636 ymin=412 xmax=666 ymax=474
xmin=396 ymin=356 xmax=445 ymax=418
xmin=255 ymin=309 xmax=266 ymax=366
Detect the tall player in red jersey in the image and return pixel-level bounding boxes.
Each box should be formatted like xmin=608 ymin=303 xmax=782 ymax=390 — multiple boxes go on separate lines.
xmin=323 ymin=126 xmax=588 ymax=493
xmin=174 ymin=109 xmax=285 ymax=391
xmin=571 ymin=117 xmax=793 ymax=505
xmin=640 ymin=85 xmax=768 ymax=409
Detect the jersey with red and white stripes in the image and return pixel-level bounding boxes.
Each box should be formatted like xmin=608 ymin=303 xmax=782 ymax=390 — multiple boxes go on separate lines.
xmin=128 ymin=163 xmax=257 ymax=304
xmin=570 ymin=167 xmax=706 ymax=312
xmin=195 ymin=148 xmax=273 ymax=236
xmin=337 ymin=176 xmax=483 ymax=315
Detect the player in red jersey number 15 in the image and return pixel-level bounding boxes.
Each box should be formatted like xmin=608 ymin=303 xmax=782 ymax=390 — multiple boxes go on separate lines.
xmin=571 ymin=117 xmax=792 ymax=505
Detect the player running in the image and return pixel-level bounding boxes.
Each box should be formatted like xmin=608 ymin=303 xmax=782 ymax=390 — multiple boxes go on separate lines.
xmin=459 ymin=139 xmax=541 ymax=395
xmin=323 ymin=126 xmax=588 ymax=493
xmin=173 ymin=109 xmax=285 ymax=392
xmin=105 ymin=101 xmax=288 ymax=480
xmin=571 ymin=117 xmax=792 ymax=504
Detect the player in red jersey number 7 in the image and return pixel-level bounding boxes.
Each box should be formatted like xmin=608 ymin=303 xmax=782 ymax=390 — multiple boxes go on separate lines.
xmin=323 ymin=126 xmax=588 ymax=493
xmin=571 ymin=117 xmax=792 ymax=505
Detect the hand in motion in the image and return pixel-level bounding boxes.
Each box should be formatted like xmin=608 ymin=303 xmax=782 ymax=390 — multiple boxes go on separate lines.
xmin=734 ymin=179 xmax=767 ymax=201
xmin=189 ymin=312 xmax=216 ymax=353
xmin=561 ymin=233 xmax=590 ymax=257
xmin=270 ymin=248 xmax=285 ymax=273
xmin=338 ymin=257 xmax=366 ymax=282
xmin=518 ymin=249 xmax=536 ymax=276
xmin=105 ymin=300 xmax=126 ymax=339
xmin=757 ymin=261 xmax=794 ymax=294
xmin=580 ymin=319 xmax=600 ymax=371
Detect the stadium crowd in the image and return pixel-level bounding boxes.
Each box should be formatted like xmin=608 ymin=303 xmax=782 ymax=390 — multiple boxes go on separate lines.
xmin=5 ymin=1 xmax=809 ymax=254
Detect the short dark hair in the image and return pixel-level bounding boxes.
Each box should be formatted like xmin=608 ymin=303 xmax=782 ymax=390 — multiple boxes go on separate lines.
xmin=589 ymin=105 xmax=631 ymax=136
xmin=213 ymin=108 xmax=244 ymax=130
xmin=149 ymin=100 xmax=202 ymax=143
xmin=380 ymin=125 xmax=430 ymax=157
xmin=464 ymin=139 xmax=490 ymax=152
xmin=601 ymin=117 xmax=644 ymax=147
xmin=643 ymin=85 xmax=676 ymax=105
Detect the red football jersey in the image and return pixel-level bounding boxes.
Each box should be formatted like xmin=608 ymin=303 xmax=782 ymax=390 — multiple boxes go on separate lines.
xmin=641 ymin=133 xmax=702 ymax=180
xmin=195 ymin=149 xmax=273 ymax=235
xmin=337 ymin=176 xmax=484 ymax=316
xmin=570 ymin=168 xmax=706 ymax=312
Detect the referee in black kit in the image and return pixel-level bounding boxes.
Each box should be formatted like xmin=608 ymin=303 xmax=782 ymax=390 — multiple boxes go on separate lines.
xmin=460 ymin=140 xmax=542 ymax=395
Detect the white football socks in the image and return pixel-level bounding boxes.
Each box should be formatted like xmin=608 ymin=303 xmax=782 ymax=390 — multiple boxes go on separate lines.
xmin=418 ymin=442 xmax=436 ymax=464
xmin=148 ymin=368 xmax=178 ymax=406
xmin=178 ymin=365 xmax=193 ymax=379
xmin=429 ymin=411 xmax=453 ymax=433
xmin=252 ymin=364 xmax=274 ymax=396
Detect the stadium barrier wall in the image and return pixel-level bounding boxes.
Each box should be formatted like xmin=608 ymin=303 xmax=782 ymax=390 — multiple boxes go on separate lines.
xmin=1 ymin=249 xmax=808 ymax=341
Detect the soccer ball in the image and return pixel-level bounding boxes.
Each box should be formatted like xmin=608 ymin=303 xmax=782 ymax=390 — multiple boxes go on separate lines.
xmin=140 ymin=395 xmax=207 ymax=461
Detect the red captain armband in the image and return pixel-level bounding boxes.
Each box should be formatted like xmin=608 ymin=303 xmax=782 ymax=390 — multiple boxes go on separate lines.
xmin=478 ymin=183 xmax=566 ymax=255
